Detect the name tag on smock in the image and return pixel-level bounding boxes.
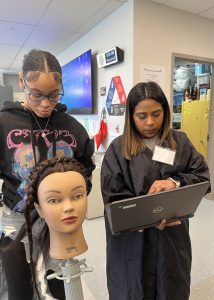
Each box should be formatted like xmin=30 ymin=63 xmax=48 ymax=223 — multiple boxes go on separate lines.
xmin=152 ymin=145 xmax=176 ymax=165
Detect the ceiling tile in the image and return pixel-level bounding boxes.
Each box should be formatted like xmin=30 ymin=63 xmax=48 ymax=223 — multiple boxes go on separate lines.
xmin=24 ymin=26 xmax=82 ymax=52
xmin=38 ymin=0 xmax=109 ymax=31
xmin=78 ymin=0 xmax=123 ymax=33
xmin=0 ymin=21 xmax=34 ymax=45
xmin=54 ymin=33 xmax=84 ymax=53
xmin=165 ymin=0 xmax=214 ymax=14
xmin=0 ymin=0 xmax=50 ymax=24
xmin=150 ymin=0 xmax=169 ymax=3
xmin=0 ymin=0 xmax=128 ymax=73
xmin=8 ymin=59 xmax=24 ymax=73
xmin=15 ymin=46 xmax=39 ymax=61
xmin=0 ymin=57 xmax=14 ymax=70
xmin=200 ymin=7 xmax=214 ymax=19
xmin=0 ymin=44 xmax=20 ymax=58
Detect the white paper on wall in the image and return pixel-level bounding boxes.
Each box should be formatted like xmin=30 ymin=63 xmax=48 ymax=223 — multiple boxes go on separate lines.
xmin=140 ymin=64 xmax=166 ymax=91
xmin=107 ymin=115 xmax=124 ymax=137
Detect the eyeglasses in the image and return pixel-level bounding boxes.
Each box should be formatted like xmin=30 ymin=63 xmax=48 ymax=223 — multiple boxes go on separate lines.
xmin=23 ymin=78 xmax=64 ymax=103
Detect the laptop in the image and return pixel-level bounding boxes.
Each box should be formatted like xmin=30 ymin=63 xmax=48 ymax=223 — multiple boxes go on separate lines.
xmin=105 ymin=181 xmax=210 ymax=235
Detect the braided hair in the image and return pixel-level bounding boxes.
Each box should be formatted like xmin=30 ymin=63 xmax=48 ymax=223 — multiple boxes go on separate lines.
xmin=22 ymin=48 xmax=62 ymax=82
xmin=23 ymin=156 xmax=89 ymax=299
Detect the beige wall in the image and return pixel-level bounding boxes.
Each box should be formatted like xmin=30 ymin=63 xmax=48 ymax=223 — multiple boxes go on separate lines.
xmin=133 ymin=0 xmax=214 ymax=100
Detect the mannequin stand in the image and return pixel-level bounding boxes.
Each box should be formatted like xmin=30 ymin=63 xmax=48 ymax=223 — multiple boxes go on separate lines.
xmin=47 ymin=258 xmax=93 ymax=300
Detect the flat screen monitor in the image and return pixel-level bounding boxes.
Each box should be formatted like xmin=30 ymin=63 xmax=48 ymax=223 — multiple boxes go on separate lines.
xmin=61 ymin=49 xmax=93 ymax=114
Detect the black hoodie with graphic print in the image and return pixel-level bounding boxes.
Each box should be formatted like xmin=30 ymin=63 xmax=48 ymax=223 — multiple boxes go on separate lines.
xmin=0 ymin=101 xmax=95 ymax=211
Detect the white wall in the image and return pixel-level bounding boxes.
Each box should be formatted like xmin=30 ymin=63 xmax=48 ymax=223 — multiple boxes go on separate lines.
xmin=133 ymin=0 xmax=214 ymax=101
xmin=58 ymin=0 xmax=134 ymax=148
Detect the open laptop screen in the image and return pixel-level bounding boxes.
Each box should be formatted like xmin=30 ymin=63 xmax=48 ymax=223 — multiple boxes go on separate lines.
xmin=105 ymin=181 xmax=210 ymax=235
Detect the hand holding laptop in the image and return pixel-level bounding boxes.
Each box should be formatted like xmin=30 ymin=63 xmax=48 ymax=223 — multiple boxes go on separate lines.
xmin=138 ymin=219 xmax=182 ymax=232
xmin=138 ymin=179 xmax=181 ymax=232
xmin=148 ymin=178 xmax=178 ymax=194
xmin=105 ymin=181 xmax=209 ymax=234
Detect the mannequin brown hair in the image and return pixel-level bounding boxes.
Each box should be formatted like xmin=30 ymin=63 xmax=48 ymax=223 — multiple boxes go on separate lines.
xmin=16 ymin=156 xmax=89 ymax=299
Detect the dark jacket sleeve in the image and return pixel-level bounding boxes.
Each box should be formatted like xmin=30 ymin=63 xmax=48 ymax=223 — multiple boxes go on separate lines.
xmin=101 ymin=139 xmax=134 ymax=205
xmin=75 ymin=127 xmax=95 ymax=194
xmin=75 ymin=128 xmax=95 ymax=178
xmin=173 ymin=131 xmax=211 ymax=192
xmin=78 ymin=137 xmax=95 ymax=177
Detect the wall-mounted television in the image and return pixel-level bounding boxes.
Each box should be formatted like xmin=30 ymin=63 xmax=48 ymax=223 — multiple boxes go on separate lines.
xmin=61 ymin=49 xmax=93 ymax=114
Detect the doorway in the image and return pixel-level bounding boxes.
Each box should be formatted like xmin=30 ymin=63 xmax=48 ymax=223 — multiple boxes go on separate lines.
xmin=171 ymin=53 xmax=214 ymax=200
xmin=172 ymin=58 xmax=211 ymax=159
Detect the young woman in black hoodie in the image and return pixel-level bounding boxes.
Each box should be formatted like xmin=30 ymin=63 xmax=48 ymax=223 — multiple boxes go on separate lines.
xmin=0 ymin=49 xmax=95 ymax=300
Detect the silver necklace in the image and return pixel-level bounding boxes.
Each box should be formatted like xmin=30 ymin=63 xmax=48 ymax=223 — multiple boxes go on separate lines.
xmin=29 ymin=110 xmax=51 ymax=138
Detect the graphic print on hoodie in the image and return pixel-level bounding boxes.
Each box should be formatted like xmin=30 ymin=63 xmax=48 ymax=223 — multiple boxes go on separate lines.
xmin=0 ymin=101 xmax=93 ymax=212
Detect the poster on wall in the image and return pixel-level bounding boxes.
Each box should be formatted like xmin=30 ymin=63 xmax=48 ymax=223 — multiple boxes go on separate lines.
xmin=140 ymin=64 xmax=166 ymax=91
xmin=106 ymin=76 xmax=126 ymax=116
xmin=107 ymin=116 xmax=124 ymax=137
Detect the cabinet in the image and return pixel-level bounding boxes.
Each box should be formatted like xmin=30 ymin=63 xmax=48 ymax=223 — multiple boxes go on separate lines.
xmin=181 ymin=100 xmax=209 ymax=158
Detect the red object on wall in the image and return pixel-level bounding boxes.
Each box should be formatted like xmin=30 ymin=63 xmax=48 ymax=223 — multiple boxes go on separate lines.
xmin=95 ymin=119 xmax=107 ymax=150
xmin=95 ymin=108 xmax=108 ymax=150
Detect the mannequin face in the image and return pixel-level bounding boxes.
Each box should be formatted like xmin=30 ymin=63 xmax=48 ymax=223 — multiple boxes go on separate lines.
xmin=36 ymin=171 xmax=87 ymax=234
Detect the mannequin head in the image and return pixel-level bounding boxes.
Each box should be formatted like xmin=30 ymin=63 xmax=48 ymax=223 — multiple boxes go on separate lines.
xmin=23 ymin=156 xmax=90 ymax=293
xmin=20 ymin=157 xmax=90 ymax=300
xmin=36 ymin=170 xmax=87 ymax=236
xmin=35 ymin=169 xmax=88 ymax=259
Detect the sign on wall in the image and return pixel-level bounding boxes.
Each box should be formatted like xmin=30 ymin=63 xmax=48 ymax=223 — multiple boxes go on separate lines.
xmin=140 ymin=64 xmax=166 ymax=91
xmin=106 ymin=76 xmax=126 ymax=116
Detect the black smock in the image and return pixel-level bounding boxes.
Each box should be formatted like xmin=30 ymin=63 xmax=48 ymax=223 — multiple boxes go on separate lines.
xmin=101 ymin=130 xmax=210 ymax=300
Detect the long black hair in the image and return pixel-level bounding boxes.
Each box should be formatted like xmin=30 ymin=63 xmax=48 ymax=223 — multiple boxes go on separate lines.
xmin=122 ymin=82 xmax=176 ymax=159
